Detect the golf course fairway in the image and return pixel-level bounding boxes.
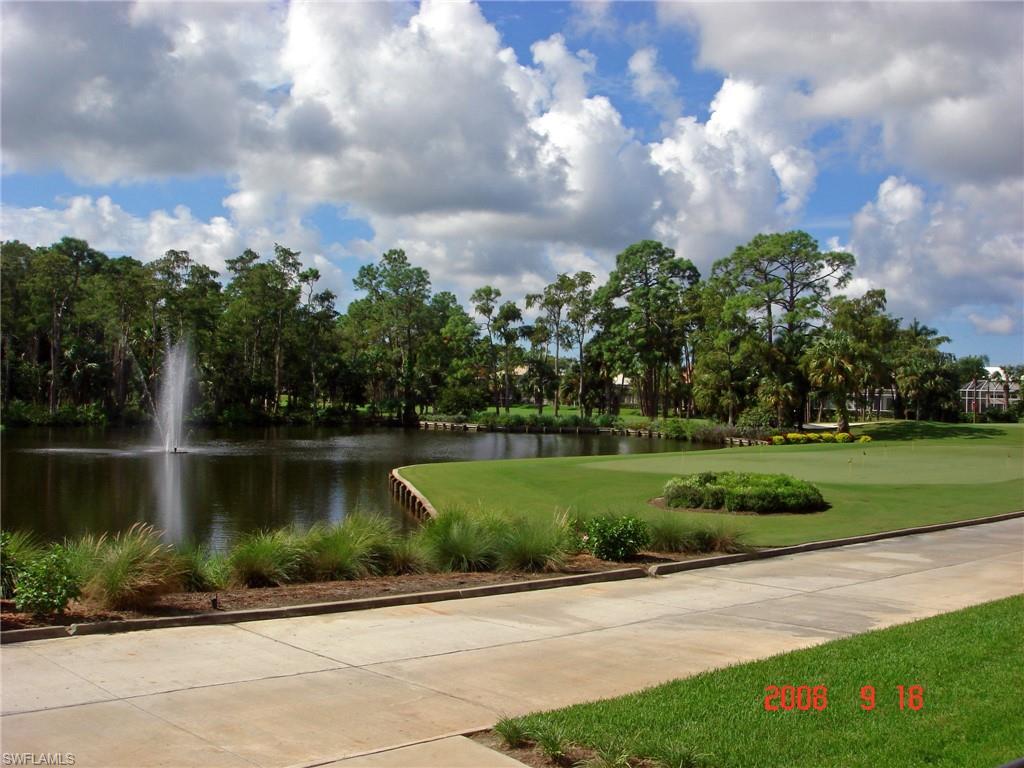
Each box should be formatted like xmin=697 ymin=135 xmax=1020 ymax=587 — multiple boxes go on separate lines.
xmin=400 ymin=421 xmax=1024 ymax=546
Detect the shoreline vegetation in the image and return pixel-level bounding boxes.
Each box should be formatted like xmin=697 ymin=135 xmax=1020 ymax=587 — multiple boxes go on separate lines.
xmin=0 ymin=508 xmax=747 ymax=630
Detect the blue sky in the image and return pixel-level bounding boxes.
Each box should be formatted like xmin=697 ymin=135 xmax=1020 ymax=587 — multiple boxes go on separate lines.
xmin=1 ymin=1 xmax=1021 ymax=362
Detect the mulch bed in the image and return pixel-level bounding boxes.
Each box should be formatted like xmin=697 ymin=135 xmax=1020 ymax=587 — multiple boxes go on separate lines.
xmin=0 ymin=551 xmax=698 ymax=631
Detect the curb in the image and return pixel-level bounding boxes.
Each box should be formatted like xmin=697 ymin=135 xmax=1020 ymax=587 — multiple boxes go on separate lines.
xmin=3 ymin=510 xmax=1020 ymax=645
xmin=0 ymin=567 xmax=647 ymax=645
xmin=648 ymin=509 xmax=1024 ymax=576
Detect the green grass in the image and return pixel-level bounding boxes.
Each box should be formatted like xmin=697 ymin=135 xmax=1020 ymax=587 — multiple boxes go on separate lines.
xmin=513 ymin=595 xmax=1024 ymax=768
xmin=401 ymin=421 xmax=1024 ymax=546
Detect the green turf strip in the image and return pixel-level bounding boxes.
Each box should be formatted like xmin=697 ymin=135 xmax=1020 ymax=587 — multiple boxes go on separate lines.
xmin=402 ymin=422 xmax=1024 ymax=546
xmin=514 ymin=595 xmax=1024 ymax=768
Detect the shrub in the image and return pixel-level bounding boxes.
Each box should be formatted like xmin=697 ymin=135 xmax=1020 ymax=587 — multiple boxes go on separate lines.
xmin=583 ymin=515 xmax=651 ymax=561
xmin=417 ymin=507 xmax=500 ymax=571
xmin=498 ymin=413 xmax=526 ymax=429
xmin=785 ymin=432 xmax=808 ymax=444
xmin=983 ymin=407 xmax=1016 ymax=423
xmin=82 ymin=523 xmax=183 ymax=609
xmin=659 ymin=418 xmax=691 ymax=440
xmin=701 ymin=484 xmax=726 ymax=508
xmin=664 ymin=472 xmax=826 ymax=514
xmin=1 ymin=530 xmax=42 ymax=598
xmin=804 ymin=432 xmax=822 ymax=442
xmin=230 ymin=529 xmax=305 ymax=587
xmin=526 ymin=414 xmax=556 ymax=429
xmin=737 ymin=403 xmax=776 ymax=431
xmin=820 ymin=432 xmax=836 ymax=443
xmin=770 ymin=435 xmax=786 ymax=445
xmin=858 ymin=435 xmax=873 ymax=443
xmin=13 ymin=545 xmax=80 ymax=616
xmin=497 ymin=514 xmax=569 ymax=571
xmin=662 ymin=476 xmax=705 ymax=508
xmin=177 ymin=543 xmax=230 ymax=592
xmin=595 ymin=413 xmax=624 ymax=429
xmin=835 ymin=432 xmax=854 ymax=443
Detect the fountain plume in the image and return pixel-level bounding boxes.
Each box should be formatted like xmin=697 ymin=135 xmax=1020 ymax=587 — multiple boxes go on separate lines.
xmin=157 ymin=340 xmax=191 ymax=453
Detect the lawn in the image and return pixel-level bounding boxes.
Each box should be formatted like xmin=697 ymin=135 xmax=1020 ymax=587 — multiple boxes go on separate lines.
xmin=399 ymin=421 xmax=1024 ymax=546
xmin=507 ymin=595 xmax=1024 ymax=768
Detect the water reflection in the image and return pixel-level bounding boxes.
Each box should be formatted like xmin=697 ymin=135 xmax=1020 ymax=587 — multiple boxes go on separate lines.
xmin=155 ymin=452 xmax=185 ymax=544
xmin=3 ymin=425 xmax=710 ymax=547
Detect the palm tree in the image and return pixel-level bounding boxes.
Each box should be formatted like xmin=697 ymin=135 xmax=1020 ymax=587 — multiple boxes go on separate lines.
xmin=998 ymin=364 xmax=1024 ymax=413
xmin=805 ymin=331 xmax=858 ymax=432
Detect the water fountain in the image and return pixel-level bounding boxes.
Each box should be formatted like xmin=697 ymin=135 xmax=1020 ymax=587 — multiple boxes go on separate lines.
xmin=157 ymin=340 xmax=191 ymax=453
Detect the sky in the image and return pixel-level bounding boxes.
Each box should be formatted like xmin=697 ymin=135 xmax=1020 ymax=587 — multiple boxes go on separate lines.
xmin=1 ymin=1 xmax=1022 ymax=362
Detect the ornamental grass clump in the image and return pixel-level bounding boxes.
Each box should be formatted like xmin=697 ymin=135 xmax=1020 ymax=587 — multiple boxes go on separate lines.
xmin=383 ymin=535 xmax=431 ymax=575
xmin=494 ymin=716 xmax=531 ymax=749
xmin=648 ymin=512 xmax=748 ymax=554
xmin=664 ymin=472 xmax=826 ymax=514
xmin=81 ymin=523 xmax=184 ymax=609
xmin=648 ymin=512 xmax=700 ymax=553
xmin=177 ymin=543 xmax=230 ymax=592
xmin=417 ymin=506 xmax=501 ymax=571
xmin=496 ymin=513 xmax=570 ymax=571
xmin=229 ymin=528 xmax=305 ymax=587
xmin=300 ymin=513 xmax=400 ymax=580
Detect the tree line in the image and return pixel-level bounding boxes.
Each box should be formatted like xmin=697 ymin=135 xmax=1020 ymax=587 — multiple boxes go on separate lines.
xmin=0 ymin=232 xmax=1000 ymax=430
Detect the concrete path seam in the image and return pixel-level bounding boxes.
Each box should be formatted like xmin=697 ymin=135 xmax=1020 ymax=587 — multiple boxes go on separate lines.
xmin=4 ymin=663 xmax=352 ymax=718
xmin=285 ymin=726 xmax=495 ymax=768
xmin=231 ymin=621 xmax=357 ymax=667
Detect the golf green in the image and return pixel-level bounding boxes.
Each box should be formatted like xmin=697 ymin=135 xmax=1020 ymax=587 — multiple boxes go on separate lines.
xmin=401 ymin=421 xmax=1024 ymax=546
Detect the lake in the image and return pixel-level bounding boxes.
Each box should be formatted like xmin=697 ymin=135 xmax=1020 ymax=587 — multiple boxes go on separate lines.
xmin=1 ymin=426 xmax=708 ymax=547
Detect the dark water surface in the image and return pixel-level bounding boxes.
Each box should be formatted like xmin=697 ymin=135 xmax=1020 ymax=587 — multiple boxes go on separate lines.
xmin=2 ymin=426 xmax=706 ymax=548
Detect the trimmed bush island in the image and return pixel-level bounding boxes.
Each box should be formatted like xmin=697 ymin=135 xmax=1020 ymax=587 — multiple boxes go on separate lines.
xmin=664 ymin=472 xmax=827 ymax=514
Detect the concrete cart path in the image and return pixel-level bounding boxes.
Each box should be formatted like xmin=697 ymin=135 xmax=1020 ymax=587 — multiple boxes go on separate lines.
xmin=2 ymin=518 xmax=1021 ymax=768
